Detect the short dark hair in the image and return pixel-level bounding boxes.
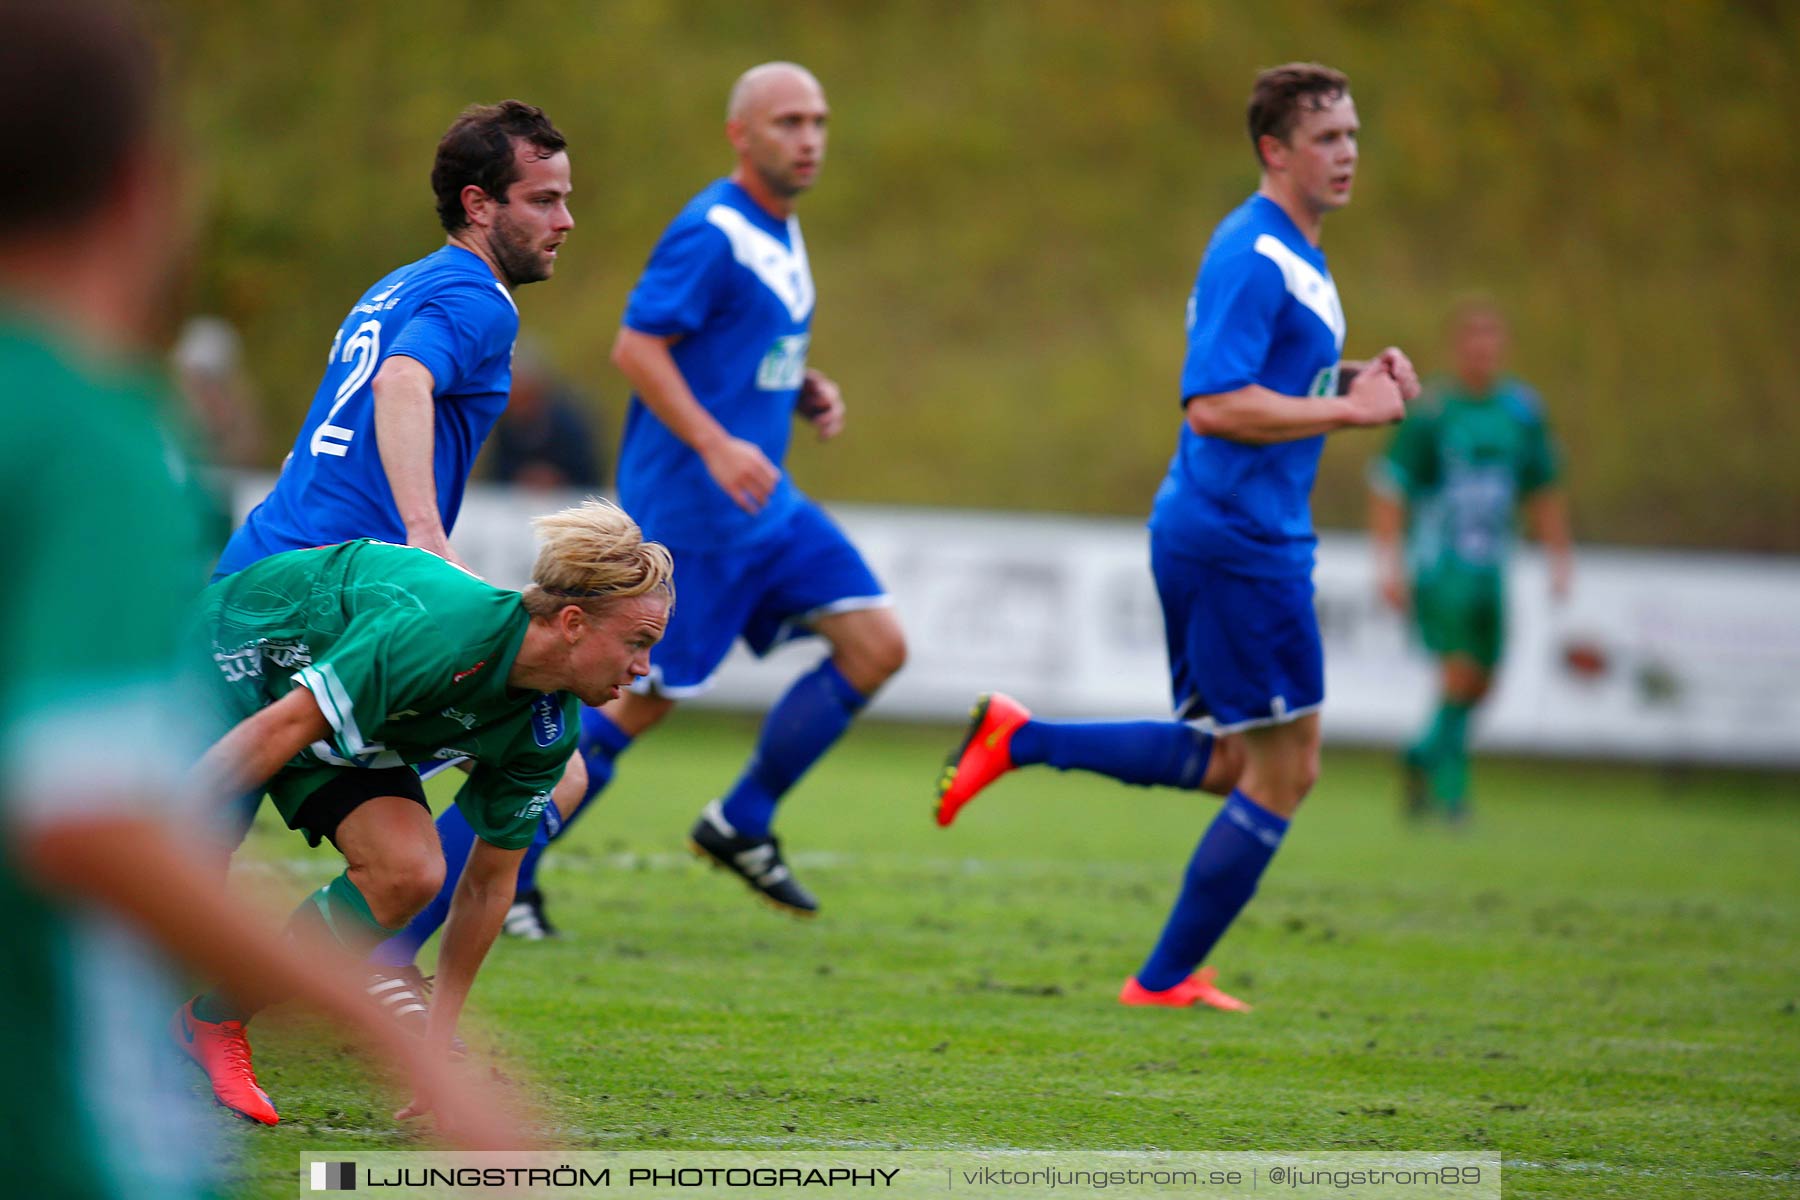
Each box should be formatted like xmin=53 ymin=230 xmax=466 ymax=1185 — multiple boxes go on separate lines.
xmin=431 ymin=100 xmax=567 ymax=233
xmin=1247 ymin=63 xmax=1351 ymax=168
xmin=0 ymin=0 xmax=157 ymax=233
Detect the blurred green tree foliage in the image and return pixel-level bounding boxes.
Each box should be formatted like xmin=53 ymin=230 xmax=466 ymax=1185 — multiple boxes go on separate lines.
xmin=164 ymin=0 xmax=1799 ymax=551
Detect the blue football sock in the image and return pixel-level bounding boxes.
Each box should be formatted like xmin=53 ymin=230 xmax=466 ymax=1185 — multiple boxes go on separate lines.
xmin=514 ymin=708 xmax=635 ymax=896
xmin=718 ymin=658 xmax=867 ymax=839
xmin=367 ymin=802 xmax=479 ymax=967
xmin=1135 ymin=790 xmax=1289 ymax=991
xmin=1008 ymin=718 xmax=1213 ymax=789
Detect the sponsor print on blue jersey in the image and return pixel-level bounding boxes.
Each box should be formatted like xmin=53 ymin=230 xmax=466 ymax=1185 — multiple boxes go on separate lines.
xmin=1151 ymin=195 xmax=1347 ymax=578
xmin=616 ymin=179 xmax=816 ymax=552
xmin=214 ymin=245 xmax=519 ymax=578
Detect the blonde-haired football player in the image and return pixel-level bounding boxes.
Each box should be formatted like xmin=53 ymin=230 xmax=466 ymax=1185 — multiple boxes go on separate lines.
xmin=174 ymin=501 xmax=670 ymax=1125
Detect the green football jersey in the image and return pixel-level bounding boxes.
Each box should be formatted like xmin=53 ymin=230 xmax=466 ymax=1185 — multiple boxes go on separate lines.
xmin=1377 ymin=375 xmax=1561 ymax=577
xmin=0 ymin=318 xmax=221 ymax=1200
xmin=194 ymin=539 xmax=578 ymax=849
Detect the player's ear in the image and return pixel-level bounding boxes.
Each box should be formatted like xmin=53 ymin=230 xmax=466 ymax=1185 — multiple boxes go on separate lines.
xmin=558 ymin=604 xmax=588 ymax=640
xmin=1257 ymin=133 xmax=1286 ymax=172
xmin=460 ymin=183 xmax=495 ymax=230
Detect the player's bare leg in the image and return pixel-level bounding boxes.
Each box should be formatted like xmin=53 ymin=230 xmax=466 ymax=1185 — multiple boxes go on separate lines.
xmin=334 ymin=796 xmax=449 ymax=930
xmin=1236 ymin=714 xmax=1322 ymax=821
xmin=814 ymin=605 xmax=908 ymax=696
xmin=179 ymin=793 xmax=438 ymax=1123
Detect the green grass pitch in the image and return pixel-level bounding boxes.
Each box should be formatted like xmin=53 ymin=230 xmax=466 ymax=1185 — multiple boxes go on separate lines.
xmin=207 ymin=712 xmax=1797 ymax=1198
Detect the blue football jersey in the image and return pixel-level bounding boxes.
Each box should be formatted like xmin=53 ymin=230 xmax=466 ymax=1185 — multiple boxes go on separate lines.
xmin=616 ymin=178 xmax=815 ymax=551
xmin=215 ymin=245 xmax=518 ymax=578
xmin=1150 ymin=195 xmax=1347 ymax=577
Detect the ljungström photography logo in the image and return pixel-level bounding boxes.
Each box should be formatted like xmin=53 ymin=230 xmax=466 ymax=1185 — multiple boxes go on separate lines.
xmin=309 ymin=1161 xmax=356 ymax=1191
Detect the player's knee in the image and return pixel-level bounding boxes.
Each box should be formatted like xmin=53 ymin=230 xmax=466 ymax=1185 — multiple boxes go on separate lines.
xmin=1294 ymin=749 xmax=1322 ymax=801
xmin=367 ymin=850 xmax=446 ymax=927
xmin=1263 ymin=734 xmax=1322 ymax=813
xmin=1201 ymin=733 xmax=1245 ymax=796
xmin=836 ymin=618 xmax=907 ymax=692
xmin=1441 ymin=657 xmax=1489 ymax=703
xmin=866 ymin=621 xmax=908 ymax=683
xmin=1452 ymin=674 xmax=1491 ymax=705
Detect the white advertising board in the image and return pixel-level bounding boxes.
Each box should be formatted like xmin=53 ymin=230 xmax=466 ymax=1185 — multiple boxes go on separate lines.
xmin=230 ymin=476 xmax=1800 ymax=766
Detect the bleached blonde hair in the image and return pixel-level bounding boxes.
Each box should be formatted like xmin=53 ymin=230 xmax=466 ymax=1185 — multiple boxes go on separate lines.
xmin=521 ymin=499 xmax=674 ymax=619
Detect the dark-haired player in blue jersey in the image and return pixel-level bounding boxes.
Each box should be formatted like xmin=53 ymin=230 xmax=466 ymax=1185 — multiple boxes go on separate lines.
xmin=211 ymin=101 xmax=581 ymax=1031
xmin=214 ymin=99 xmax=573 ymax=578
xmin=936 ymin=63 xmax=1419 ymax=1010
xmin=389 ymin=63 xmax=906 ymax=928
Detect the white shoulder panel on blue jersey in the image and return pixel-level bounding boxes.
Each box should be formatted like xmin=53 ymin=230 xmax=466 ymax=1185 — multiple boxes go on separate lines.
xmin=704 ymin=204 xmax=815 ymax=322
xmin=1253 ymin=233 xmax=1345 ymax=350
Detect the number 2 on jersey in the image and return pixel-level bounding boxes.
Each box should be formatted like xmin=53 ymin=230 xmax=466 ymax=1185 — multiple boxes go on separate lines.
xmin=310 ymin=319 xmax=381 ymax=458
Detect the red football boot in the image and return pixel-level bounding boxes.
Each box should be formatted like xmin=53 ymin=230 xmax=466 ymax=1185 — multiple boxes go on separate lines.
xmin=934 ymin=692 xmax=1032 ymax=828
xmin=171 ymin=997 xmax=279 ymax=1125
xmin=1119 ymin=967 xmax=1253 ymax=1013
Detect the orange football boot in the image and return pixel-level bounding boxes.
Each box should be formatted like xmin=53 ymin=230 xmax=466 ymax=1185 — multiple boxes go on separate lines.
xmin=935 ymin=692 xmax=1032 ymax=828
xmin=1119 ymin=967 xmax=1252 ymax=1012
xmin=171 ymin=997 xmax=279 ymax=1125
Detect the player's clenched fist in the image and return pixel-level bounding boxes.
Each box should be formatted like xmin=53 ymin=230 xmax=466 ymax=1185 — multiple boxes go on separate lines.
xmin=1344 ymin=361 xmax=1406 ymax=426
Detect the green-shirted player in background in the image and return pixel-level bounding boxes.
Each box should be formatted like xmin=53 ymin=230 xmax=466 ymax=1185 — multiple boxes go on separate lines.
xmin=1 ymin=2 xmax=530 ymax=1189
xmin=174 ymin=505 xmax=672 ymax=1126
xmin=1370 ymin=299 xmax=1574 ymax=821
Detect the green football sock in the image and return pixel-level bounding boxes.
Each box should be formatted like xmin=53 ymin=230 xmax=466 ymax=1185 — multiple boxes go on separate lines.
xmin=1410 ymin=702 xmax=1451 ymax=768
xmin=1427 ymin=700 xmax=1474 ymax=813
xmin=288 ymin=871 xmax=399 ymax=958
xmin=189 ymin=875 xmax=395 ymax=1025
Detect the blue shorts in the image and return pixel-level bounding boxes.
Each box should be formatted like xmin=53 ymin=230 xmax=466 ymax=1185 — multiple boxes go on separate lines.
xmin=1149 ymin=532 xmax=1324 ymax=733
xmin=640 ymin=497 xmax=888 ymax=697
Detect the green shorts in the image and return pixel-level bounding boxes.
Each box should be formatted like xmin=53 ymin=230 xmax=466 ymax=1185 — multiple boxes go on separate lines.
xmin=1412 ymin=568 xmax=1506 ymax=668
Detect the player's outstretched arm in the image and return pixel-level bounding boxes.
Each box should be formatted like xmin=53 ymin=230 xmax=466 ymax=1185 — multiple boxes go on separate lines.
xmin=373 ymin=355 xmax=468 ymax=569
xmin=1186 ymin=366 xmax=1403 ymax=445
xmin=188 ymin=685 xmax=332 ymax=807
xmin=612 ymin=326 xmax=780 ymax=513
xmin=22 ymin=812 xmax=531 ymax=1148
xmin=410 ymin=834 xmax=526 ymax=1092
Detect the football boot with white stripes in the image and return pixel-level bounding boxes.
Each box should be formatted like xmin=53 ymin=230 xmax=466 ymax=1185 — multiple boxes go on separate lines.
xmin=688 ymin=800 xmax=818 ymax=917
xmin=503 ymin=887 xmax=559 ymax=940
xmin=364 ymin=966 xmax=467 ymax=1060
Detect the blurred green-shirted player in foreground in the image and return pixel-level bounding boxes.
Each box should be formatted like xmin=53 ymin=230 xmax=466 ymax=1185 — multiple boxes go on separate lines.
xmin=0 ymin=208 xmax=223 ymax=1200
xmin=1370 ymin=299 xmax=1573 ymax=820
xmin=2 ymin=1 xmax=531 ymax=1187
